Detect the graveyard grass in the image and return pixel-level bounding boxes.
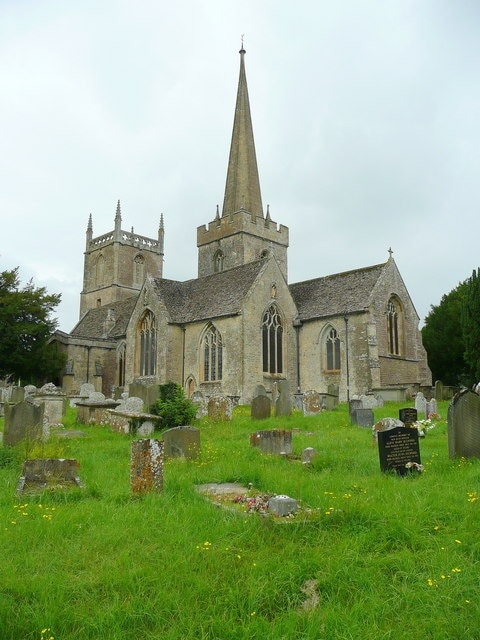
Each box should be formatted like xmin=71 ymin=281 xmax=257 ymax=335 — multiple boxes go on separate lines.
xmin=1 ymin=402 xmax=479 ymax=640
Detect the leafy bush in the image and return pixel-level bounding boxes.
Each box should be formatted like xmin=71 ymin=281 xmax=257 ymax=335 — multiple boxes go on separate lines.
xmin=150 ymin=382 xmax=196 ymax=429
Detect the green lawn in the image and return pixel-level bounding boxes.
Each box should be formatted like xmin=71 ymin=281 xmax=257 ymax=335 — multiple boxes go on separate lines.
xmin=0 ymin=401 xmax=479 ymax=640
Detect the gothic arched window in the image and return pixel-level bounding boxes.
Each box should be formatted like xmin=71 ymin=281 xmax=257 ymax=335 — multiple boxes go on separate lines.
xmin=387 ymin=297 xmax=403 ymax=355
xmin=262 ymin=305 xmax=283 ymax=374
xmin=202 ymin=324 xmax=223 ymax=381
xmin=138 ymin=310 xmax=156 ymax=376
xmin=325 ymin=327 xmax=341 ymax=371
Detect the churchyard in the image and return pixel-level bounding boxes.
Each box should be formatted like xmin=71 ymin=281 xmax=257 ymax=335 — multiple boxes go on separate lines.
xmin=0 ymin=399 xmax=479 ymax=639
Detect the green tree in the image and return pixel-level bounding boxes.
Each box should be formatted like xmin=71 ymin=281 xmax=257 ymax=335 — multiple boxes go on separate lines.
xmin=422 ymin=281 xmax=469 ymax=385
xmin=462 ymin=268 xmax=480 ymax=384
xmin=150 ymin=382 xmax=196 ymax=429
xmin=0 ymin=267 xmax=65 ymax=384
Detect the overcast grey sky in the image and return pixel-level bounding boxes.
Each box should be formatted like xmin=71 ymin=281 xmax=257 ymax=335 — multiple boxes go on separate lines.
xmin=1 ymin=1 xmax=479 ymax=332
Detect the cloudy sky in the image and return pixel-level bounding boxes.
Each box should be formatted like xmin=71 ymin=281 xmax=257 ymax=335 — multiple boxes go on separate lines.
xmin=1 ymin=1 xmax=479 ymax=332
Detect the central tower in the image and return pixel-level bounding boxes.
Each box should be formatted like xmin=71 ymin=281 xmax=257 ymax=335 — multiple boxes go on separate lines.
xmin=197 ymin=47 xmax=289 ymax=279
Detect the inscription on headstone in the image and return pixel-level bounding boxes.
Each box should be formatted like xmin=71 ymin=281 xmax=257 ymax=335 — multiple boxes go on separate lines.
xmin=250 ymin=429 xmax=293 ymax=455
xmin=377 ymin=426 xmax=421 ymax=476
xmin=399 ymin=407 xmax=418 ymax=427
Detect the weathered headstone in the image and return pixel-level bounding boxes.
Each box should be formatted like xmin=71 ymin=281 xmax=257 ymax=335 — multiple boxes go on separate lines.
xmin=163 ymin=426 xmax=200 ymax=460
xmin=377 ymin=426 xmax=421 ymax=475
xmin=129 ymin=380 xmax=161 ymax=412
xmin=350 ymin=408 xmax=374 ymax=428
xmin=274 ymin=380 xmax=291 ymax=417
xmin=251 ymin=394 xmax=271 ymax=420
xmin=3 ymin=400 xmax=45 ymax=447
xmin=448 ymin=389 xmax=480 ymax=458
xmin=10 ymin=387 xmax=25 ymax=404
xmin=79 ymin=383 xmax=96 ymax=398
xmin=435 ymin=380 xmax=444 ymax=402
xmin=130 ymin=439 xmax=164 ymax=494
xmin=124 ymin=396 xmax=144 ymax=413
xmin=399 ymin=408 xmax=418 ymax=427
xmin=250 ymin=429 xmax=293 ymax=455
xmin=302 ymin=390 xmax=321 ymax=416
xmin=301 ymin=447 xmax=318 ymax=465
xmin=349 ymin=399 xmax=363 ymax=413
xmin=415 ymin=392 xmax=427 ymax=417
xmin=207 ymin=395 xmax=232 ymax=421
xmin=17 ymin=458 xmax=84 ymax=492
xmin=253 ymin=384 xmax=267 ymax=397
xmin=426 ymin=398 xmax=438 ymax=417
xmin=372 ymin=417 xmax=404 ymax=441
xmin=268 ymin=495 xmax=298 ymax=516
xmin=191 ymin=391 xmax=207 ymax=419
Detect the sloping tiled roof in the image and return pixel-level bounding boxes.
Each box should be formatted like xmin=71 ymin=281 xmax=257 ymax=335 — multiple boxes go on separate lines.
xmin=151 ymin=259 xmax=267 ymax=323
xmin=70 ymin=296 xmax=138 ymax=339
xmin=289 ymin=263 xmax=386 ymax=321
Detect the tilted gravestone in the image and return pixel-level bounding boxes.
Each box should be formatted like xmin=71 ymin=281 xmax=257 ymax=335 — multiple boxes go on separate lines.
xmin=3 ymin=400 xmax=45 ymax=447
xmin=251 ymin=394 xmax=271 ymax=420
xmin=163 ymin=426 xmax=200 ymax=460
xmin=377 ymin=426 xmax=421 ymax=476
xmin=399 ymin=408 xmax=418 ymax=427
xmin=250 ymin=429 xmax=293 ymax=455
xmin=302 ymin=390 xmax=321 ymax=416
xmin=274 ymin=380 xmax=291 ymax=417
xmin=130 ymin=439 xmax=164 ymax=494
xmin=448 ymin=389 xmax=480 ymax=458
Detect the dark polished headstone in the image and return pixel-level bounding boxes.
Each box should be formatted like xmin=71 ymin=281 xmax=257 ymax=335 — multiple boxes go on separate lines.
xmin=399 ymin=407 xmax=418 ymax=427
xmin=378 ymin=426 xmax=421 ymax=476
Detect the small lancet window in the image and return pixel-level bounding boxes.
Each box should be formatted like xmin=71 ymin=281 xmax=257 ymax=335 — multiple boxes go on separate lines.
xmin=213 ymin=250 xmax=225 ymax=273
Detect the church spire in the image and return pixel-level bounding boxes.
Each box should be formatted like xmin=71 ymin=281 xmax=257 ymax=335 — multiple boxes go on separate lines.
xmin=221 ymin=45 xmax=264 ymax=219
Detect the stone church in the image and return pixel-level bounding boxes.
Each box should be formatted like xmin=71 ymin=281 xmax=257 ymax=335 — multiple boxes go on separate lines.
xmin=53 ymin=47 xmax=431 ymax=403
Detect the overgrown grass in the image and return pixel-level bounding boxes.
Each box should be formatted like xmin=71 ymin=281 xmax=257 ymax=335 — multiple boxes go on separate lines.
xmin=1 ymin=401 xmax=479 ymax=639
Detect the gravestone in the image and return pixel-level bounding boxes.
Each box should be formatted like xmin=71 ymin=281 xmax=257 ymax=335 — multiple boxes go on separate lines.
xmin=426 ymin=398 xmax=438 ymax=417
xmin=415 ymin=392 xmax=427 ymax=417
xmin=350 ymin=408 xmax=374 ymax=427
xmin=191 ymin=391 xmax=207 ymax=419
xmin=3 ymin=400 xmax=45 ymax=447
xmin=250 ymin=429 xmax=293 ymax=455
xmin=130 ymin=439 xmax=164 ymax=494
xmin=377 ymin=426 xmax=421 ymax=475
xmin=253 ymin=384 xmax=267 ymax=397
xmin=274 ymin=380 xmax=291 ymax=417
xmin=292 ymin=392 xmax=304 ymax=411
xmin=399 ymin=408 xmax=418 ymax=427
xmin=251 ymin=394 xmax=271 ymax=420
xmin=349 ymin=399 xmax=363 ymax=413
xmin=302 ymin=447 xmax=318 ymax=465
xmin=268 ymin=495 xmax=298 ymax=516
xmin=372 ymin=417 xmax=404 ymax=441
xmin=10 ymin=387 xmax=25 ymax=404
xmin=207 ymin=395 xmax=232 ymax=421
xmin=163 ymin=426 xmax=200 ymax=460
xmin=448 ymin=389 xmax=480 ymax=458
xmin=79 ymin=383 xmax=96 ymax=398
xmin=18 ymin=458 xmax=84 ymax=492
xmin=435 ymin=380 xmax=444 ymax=402
xmin=302 ymin=390 xmax=321 ymax=416
xmin=124 ymin=396 xmax=144 ymax=413
xmin=358 ymin=393 xmax=384 ymax=409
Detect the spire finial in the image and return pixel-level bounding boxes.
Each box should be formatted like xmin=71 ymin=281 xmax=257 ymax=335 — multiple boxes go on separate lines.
xmin=240 ymin=34 xmax=245 ymax=54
